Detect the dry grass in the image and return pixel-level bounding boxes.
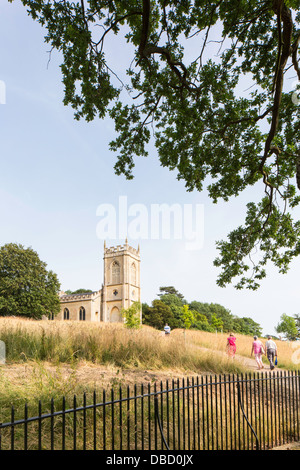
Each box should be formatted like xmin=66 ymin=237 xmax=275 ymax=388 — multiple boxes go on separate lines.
xmin=0 ymin=317 xmax=245 ymax=373
xmin=0 ymin=317 xmax=298 ymax=410
xmin=0 ymin=317 xmax=298 ymax=371
xmin=0 ymin=318 xmax=299 ymax=450
xmin=183 ymin=329 xmax=299 ymax=370
xmin=0 ymin=317 xmax=246 ymax=431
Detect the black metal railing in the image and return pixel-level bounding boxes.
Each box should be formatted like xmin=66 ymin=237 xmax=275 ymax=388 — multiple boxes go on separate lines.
xmin=0 ymin=371 xmax=299 ymax=450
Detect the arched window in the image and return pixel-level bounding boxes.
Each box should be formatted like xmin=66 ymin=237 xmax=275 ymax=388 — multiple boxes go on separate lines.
xmin=110 ymin=306 xmax=121 ymax=322
xmin=131 ymin=262 xmax=136 ymax=285
xmin=63 ymin=308 xmax=70 ymax=320
xmin=112 ymin=261 xmax=121 ymax=284
xmin=79 ymin=306 xmax=86 ymax=321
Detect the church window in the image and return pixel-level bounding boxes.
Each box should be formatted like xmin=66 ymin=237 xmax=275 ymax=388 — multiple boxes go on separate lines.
xmin=79 ymin=306 xmax=86 ymax=321
xmin=112 ymin=261 xmax=121 ymax=284
xmin=110 ymin=306 xmax=121 ymax=322
xmin=131 ymin=263 xmax=136 ymax=285
xmin=64 ymin=308 xmax=70 ymax=320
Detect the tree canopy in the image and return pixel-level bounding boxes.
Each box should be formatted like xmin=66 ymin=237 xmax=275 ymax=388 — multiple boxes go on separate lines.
xmin=158 ymin=286 xmax=185 ymax=300
xmin=142 ymin=285 xmax=262 ymax=335
xmin=276 ymin=312 xmax=299 ymax=340
xmin=0 ymin=243 xmax=61 ymax=319
xmin=122 ymin=301 xmax=142 ymax=328
xmin=14 ymin=0 xmax=300 ymax=289
xmin=65 ymin=289 xmax=93 ymax=294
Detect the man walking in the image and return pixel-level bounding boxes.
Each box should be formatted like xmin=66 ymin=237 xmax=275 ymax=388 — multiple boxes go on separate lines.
xmin=164 ymin=323 xmax=171 ymax=336
xmin=265 ymin=336 xmax=278 ymax=370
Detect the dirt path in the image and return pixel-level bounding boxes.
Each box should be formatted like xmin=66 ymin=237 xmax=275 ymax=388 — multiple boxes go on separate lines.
xmin=234 ymin=352 xmax=272 ymax=372
xmin=271 ymin=441 xmax=300 ymax=450
xmin=195 ymin=344 xmax=277 ymax=373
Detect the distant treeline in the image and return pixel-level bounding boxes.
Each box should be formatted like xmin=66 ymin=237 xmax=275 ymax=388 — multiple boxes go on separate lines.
xmin=142 ymin=286 xmax=262 ymax=336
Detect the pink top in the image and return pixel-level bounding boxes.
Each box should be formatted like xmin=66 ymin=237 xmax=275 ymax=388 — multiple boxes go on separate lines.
xmin=227 ymin=336 xmax=236 ymax=353
xmin=253 ymin=340 xmax=263 ymax=355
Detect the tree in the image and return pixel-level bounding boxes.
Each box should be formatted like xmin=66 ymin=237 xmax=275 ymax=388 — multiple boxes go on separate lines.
xmin=65 ymin=289 xmax=93 ymax=294
xmin=142 ymin=299 xmax=175 ymax=330
xmin=15 ymin=0 xmax=300 ymax=289
xmin=122 ymin=301 xmax=142 ymax=329
xmin=189 ymin=301 xmax=234 ymax=331
xmin=182 ymin=304 xmax=194 ymax=330
xmin=0 ymin=243 xmax=61 ymax=319
xmin=191 ymin=311 xmax=212 ymax=332
xmin=211 ymin=314 xmax=224 ymax=332
xmin=158 ymin=286 xmax=185 ymax=300
xmin=158 ymin=293 xmax=185 ymax=307
xmin=156 ymin=293 xmax=186 ymax=328
xmin=189 ymin=301 xmax=213 ymax=323
xmin=276 ymin=313 xmax=299 ymax=340
xmin=233 ymin=316 xmax=262 ymax=337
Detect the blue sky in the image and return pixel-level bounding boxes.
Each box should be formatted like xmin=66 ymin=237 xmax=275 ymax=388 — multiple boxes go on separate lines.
xmin=1 ymin=1 xmax=300 ymax=336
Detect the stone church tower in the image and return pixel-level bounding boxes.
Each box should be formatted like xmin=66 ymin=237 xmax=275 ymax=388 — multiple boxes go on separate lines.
xmin=58 ymin=240 xmax=141 ymax=323
xmin=101 ymin=239 xmax=141 ymax=322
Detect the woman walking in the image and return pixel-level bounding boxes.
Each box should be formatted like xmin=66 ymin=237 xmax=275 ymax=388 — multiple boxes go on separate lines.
xmin=226 ymin=332 xmax=237 ymax=359
xmin=251 ymin=336 xmax=265 ymax=370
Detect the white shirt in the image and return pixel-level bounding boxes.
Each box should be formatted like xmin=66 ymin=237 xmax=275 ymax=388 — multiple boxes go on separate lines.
xmin=164 ymin=325 xmax=171 ymax=334
xmin=265 ymin=340 xmax=277 ymax=350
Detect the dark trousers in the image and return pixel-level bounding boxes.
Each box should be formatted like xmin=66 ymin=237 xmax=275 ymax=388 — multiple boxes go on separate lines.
xmin=267 ymin=349 xmax=276 ymax=369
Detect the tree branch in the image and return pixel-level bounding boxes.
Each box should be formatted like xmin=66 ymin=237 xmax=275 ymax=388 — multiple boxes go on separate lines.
xmin=259 ymin=2 xmax=293 ymax=183
xmin=291 ymin=33 xmax=300 ymax=80
xmin=138 ymin=0 xmax=151 ymax=58
xmin=97 ymin=11 xmax=143 ymax=51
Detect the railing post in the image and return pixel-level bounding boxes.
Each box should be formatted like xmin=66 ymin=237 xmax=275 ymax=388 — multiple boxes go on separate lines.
xmin=237 ymin=380 xmax=260 ymax=451
xmin=154 ymin=393 xmax=170 ymax=451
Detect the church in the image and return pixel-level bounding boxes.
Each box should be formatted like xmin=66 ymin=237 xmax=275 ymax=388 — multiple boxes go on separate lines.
xmin=57 ymin=240 xmax=141 ymax=323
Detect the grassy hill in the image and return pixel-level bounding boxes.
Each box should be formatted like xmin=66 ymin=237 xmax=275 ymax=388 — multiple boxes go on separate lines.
xmin=0 ymin=317 xmax=297 ymax=370
xmin=0 ymin=317 xmax=298 ymax=408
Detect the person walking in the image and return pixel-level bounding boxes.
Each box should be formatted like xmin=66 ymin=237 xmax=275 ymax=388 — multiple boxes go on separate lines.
xmin=265 ymin=336 xmax=278 ymax=370
xmin=226 ymin=332 xmax=237 ymax=359
xmin=251 ymin=336 xmax=265 ymax=370
xmin=164 ymin=323 xmax=171 ymax=336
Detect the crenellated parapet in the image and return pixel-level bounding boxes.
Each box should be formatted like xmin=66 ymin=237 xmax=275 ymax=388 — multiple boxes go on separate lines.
xmin=59 ymin=290 xmax=101 ymax=302
xmin=104 ymin=240 xmax=140 ymax=259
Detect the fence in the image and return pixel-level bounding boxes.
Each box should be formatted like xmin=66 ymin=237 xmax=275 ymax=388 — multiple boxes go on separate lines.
xmin=0 ymin=371 xmax=299 ymax=450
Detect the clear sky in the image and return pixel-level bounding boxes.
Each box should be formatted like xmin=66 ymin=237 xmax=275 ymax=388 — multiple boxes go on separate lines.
xmin=1 ymin=2 xmax=299 ymax=336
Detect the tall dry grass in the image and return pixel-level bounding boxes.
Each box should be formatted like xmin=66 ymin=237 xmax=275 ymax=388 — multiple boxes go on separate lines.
xmin=0 ymin=317 xmax=247 ymax=435
xmin=1 ymin=317 xmax=299 ymax=449
xmin=0 ymin=317 xmax=246 ymax=374
xmin=183 ymin=328 xmax=300 ymax=370
xmin=1 ymin=318 xmax=298 ymax=371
